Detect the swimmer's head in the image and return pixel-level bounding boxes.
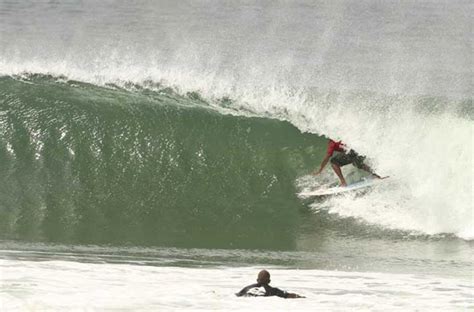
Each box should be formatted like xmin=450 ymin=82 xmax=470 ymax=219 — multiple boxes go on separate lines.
xmin=257 ymin=270 xmax=271 ymax=285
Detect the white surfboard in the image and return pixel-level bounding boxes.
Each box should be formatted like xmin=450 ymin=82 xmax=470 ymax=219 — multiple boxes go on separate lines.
xmin=298 ymin=178 xmax=382 ymax=198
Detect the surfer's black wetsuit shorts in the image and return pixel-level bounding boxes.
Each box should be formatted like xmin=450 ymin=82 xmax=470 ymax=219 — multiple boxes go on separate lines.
xmin=330 ymin=150 xmax=366 ymax=169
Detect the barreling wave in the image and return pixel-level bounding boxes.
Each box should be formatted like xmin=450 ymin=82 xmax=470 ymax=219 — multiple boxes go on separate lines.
xmin=1 ymin=70 xmax=472 ymax=248
xmin=0 ymin=74 xmax=326 ymax=249
xmin=0 ymin=0 xmax=472 ymax=250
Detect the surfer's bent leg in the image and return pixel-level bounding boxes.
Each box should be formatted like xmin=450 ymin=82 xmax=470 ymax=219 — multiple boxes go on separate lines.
xmin=331 ymin=163 xmax=347 ymax=186
xmin=330 ymin=152 xmax=350 ymax=186
xmin=350 ymin=151 xmax=383 ymax=179
xmin=358 ymin=163 xmax=382 ymax=179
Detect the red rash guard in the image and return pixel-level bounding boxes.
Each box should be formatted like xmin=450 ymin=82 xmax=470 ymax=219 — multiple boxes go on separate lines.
xmin=327 ymin=140 xmax=345 ymax=157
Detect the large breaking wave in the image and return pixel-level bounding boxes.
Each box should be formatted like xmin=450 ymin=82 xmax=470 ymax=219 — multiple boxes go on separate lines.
xmin=0 ymin=0 xmax=471 ymax=244
xmin=0 ymin=75 xmax=323 ymax=248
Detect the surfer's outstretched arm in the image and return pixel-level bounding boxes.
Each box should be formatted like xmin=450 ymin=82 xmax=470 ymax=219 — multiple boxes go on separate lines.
xmin=314 ymin=154 xmax=331 ymax=175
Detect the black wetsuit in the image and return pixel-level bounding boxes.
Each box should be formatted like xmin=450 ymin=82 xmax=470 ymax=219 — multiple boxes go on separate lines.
xmin=235 ymin=283 xmax=288 ymax=298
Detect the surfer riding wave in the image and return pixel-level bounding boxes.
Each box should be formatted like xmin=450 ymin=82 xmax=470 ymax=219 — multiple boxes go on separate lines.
xmin=313 ymin=139 xmax=385 ymax=186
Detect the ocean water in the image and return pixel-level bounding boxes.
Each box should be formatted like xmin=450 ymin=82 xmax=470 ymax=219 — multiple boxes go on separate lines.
xmin=0 ymin=0 xmax=472 ymax=311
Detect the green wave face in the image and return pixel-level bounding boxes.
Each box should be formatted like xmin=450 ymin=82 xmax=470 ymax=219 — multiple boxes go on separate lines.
xmin=0 ymin=75 xmax=323 ymax=249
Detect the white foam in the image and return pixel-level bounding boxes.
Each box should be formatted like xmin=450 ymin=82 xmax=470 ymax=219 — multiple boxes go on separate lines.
xmin=0 ymin=259 xmax=471 ymax=311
